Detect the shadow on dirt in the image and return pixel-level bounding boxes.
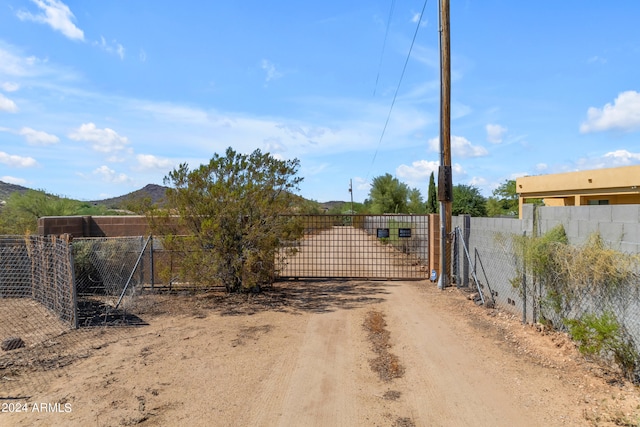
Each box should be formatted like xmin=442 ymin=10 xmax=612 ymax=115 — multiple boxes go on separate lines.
xmin=77 ymin=299 xmax=149 ymax=327
xmin=136 ymin=280 xmax=393 ymax=317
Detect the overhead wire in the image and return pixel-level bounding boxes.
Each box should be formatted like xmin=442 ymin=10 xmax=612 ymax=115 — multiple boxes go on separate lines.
xmin=373 ymin=0 xmax=396 ymax=97
xmin=365 ymin=0 xmax=430 ymax=184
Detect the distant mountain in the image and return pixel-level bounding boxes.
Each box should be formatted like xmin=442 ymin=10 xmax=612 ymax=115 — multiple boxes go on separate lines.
xmin=90 ymin=184 xmax=169 ymax=209
xmin=0 ymin=181 xmax=338 ymax=212
xmin=0 ymin=181 xmax=30 ymax=201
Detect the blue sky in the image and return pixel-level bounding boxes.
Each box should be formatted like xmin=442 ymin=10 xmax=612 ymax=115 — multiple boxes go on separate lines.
xmin=1 ymin=1 xmax=639 ymax=203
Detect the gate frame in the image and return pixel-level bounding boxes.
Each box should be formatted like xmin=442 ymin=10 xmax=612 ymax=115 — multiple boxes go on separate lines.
xmin=275 ymin=214 xmax=431 ymax=281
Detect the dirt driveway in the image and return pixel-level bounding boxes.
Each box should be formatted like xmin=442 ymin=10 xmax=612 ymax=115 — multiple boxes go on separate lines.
xmin=2 ymin=279 xmax=639 ymax=427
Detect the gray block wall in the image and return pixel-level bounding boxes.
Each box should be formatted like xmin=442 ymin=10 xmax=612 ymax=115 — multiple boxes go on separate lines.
xmin=455 ymin=204 xmax=640 ymax=326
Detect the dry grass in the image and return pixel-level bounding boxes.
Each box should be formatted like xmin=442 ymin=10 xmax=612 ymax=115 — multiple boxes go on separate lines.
xmin=363 ymin=310 xmax=405 ymax=382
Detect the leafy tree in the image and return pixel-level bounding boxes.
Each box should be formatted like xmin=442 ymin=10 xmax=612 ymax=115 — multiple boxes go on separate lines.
xmin=485 ymin=197 xmax=505 ymax=218
xmin=486 ymin=179 xmax=518 ymax=217
xmin=0 ymin=190 xmax=115 ymax=234
xmin=326 ymin=201 xmax=366 ymax=215
xmin=407 ymin=188 xmax=426 ymax=214
xmin=159 ymin=147 xmax=303 ymax=292
xmin=367 ymin=173 xmax=410 ymax=214
xmin=426 ymin=171 xmax=437 ymax=214
xmin=452 ymin=184 xmax=487 ymax=217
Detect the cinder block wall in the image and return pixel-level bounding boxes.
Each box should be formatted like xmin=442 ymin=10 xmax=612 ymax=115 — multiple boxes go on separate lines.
xmin=39 ymin=215 xmax=151 ymax=237
xmin=452 ymin=204 xmax=640 ymax=324
xmin=37 ymin=216 xmax=85 ymax=237
xmin=521 ymin=204 xmax=640 ymax=253
xmin=89 ymin=216 xmax=149 ymax=237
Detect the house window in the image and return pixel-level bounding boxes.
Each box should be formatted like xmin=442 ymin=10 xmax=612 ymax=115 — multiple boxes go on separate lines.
xmin=587 ymin=199 xmax=609 ymax=205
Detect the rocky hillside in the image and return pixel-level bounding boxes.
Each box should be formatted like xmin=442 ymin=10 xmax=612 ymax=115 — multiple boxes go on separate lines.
xmin=0 ymin=181 xmax=30 ymax=201
xmin=90 ymin=184 xmax=169 ymax=209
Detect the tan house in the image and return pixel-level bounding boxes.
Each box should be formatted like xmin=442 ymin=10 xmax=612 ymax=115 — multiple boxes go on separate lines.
xmin=516 ymin=165 xmax=640 ymax=218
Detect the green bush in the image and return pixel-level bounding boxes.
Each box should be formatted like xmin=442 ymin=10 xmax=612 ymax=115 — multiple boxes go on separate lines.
xmin=566 ymin=311 xmax=638 ymax=381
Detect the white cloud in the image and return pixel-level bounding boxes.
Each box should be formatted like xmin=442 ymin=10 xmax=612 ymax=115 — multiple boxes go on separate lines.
xmin=17 ymin=0 xmax=84 ymax=41
xmin=354 ymin=177 xmax=369 ymax=192
xmin=535 ymin=163 xmax=548 ymax=172
xmin=428 ymin=135 xmax=488 ymax=158
xmin=603 ymin=149 xmax=640 ymax=166
xmin=580 ymin=91 xmax=640 ymax=133
xmin=1 ymin=176 xmax=27 ymax=185
xmin=0 ymin=44 xmax=57 ymax=79
xmin=261 ymin=59 xmax=283 ymax=82
xmin=93 ymin=165 xmax=131 ymax=184
xmin=468 ymin=176 xmax=487 ymax=187
xmin=0 ymin=94 xmax=18 ymax=112
xmin=19 ymin=127 xmax=60 ymax=145
xmin=410 ymin=11 xmax=427 ymax=27
xmin=396 ymin=160 xmax=466 ymax=187
xmin=0 ymin=151 xmax=38 ymax=168
xmin=1 ymin=82 xmax=20 ymax=92
xmin=139 ymin=49 xmax=147 ymax=62
xmin=486 ymin=123 xmax=507 ymax=144
xmin=396 ymin=159 xmax=439 ymax=183
xmin=129 ymin=96 xmax=433 ymax=159
xmin=136 ymin=154 xmax=173 ymax=171
xmin=69 ymin=123 xmax=130 ymax=153
xmin=95 ymin=36 xmax=125 ymax=60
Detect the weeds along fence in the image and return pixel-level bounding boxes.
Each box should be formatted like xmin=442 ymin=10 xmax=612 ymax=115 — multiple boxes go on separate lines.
xmin=453 ymin=212 xmax=640 ymax=380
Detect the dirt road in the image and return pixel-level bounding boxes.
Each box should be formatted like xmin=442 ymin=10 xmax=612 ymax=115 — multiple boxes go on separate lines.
xmin=2 ymin=279 xmax=639 ymax=426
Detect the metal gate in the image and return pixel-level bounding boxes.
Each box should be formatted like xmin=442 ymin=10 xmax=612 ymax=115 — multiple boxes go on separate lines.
xmin=276 ymin=214 xmax=429 ymax=280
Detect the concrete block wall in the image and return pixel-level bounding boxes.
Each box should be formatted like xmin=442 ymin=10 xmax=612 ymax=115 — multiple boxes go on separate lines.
xmin=39 ymin=215 xmax=151 ymax=237
xmin=89 ymin=216 xmax=149 ymax=237
xmin=521 ymin=204 xmax=640 ymax=253
xmin=454 ymin=204 xmax=640 ymax=324
xmin=37 ymin=216 xmax=86 ymax=237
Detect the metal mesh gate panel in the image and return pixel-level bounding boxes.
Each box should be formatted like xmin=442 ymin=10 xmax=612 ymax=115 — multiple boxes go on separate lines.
xmin=276 ymin=215 xmax=429 ymax=280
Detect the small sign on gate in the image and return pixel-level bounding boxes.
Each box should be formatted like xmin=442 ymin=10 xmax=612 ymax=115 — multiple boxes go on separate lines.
xmin=377 ymin=228 xmax=390 ymax=238
xmin=398 ymin=228 xmax=412 ymax=238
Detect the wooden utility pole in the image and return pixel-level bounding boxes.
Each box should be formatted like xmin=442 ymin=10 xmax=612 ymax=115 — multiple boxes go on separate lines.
xmin=349 ymin=179 xmax=354 ymax=213
xmin=437 ymin=0 xmax=452 ymax=289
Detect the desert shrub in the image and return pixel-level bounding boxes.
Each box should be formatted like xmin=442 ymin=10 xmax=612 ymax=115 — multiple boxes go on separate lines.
xmin=156 ymin=147 xmax=303 ymax=292
xmin=566 ymin=311 xmax=639 ymax=381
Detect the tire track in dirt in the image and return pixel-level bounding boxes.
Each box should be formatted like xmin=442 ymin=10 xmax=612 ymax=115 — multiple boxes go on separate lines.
xmin=382 ymin=282 xmax=584 ymax=426
xmin=246 ymin=309 xmax=359 ymax=426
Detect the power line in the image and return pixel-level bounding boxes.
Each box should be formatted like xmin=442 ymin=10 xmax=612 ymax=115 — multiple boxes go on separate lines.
xmin=373 ymin=0 xmax=396 ymax=97
xmin=366 ymin=0 xmax=430 ymax=183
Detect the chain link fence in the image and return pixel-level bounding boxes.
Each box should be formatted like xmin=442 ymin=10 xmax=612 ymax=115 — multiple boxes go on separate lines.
xmin=2 ymin=235 xmax=157 ymax=398
xmin=453 ymin=226 xmax=523 ymax=313
xmin=453 ymin=223 xmax=640 ymax=381
xmin=73 ymin=236 xmax=152 ymax=326
xmin=0 ymin=235 xmax=77 ymax=397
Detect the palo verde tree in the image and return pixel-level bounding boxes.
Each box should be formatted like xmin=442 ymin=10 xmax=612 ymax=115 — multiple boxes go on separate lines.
xmin=161 ymin=147 xmax=303 ymax=292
